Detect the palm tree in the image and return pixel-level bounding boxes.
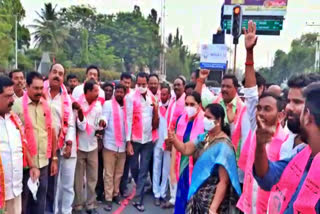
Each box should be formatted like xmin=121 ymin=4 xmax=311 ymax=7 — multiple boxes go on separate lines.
xmin=30 ymin=3 xmax=69 ymax=54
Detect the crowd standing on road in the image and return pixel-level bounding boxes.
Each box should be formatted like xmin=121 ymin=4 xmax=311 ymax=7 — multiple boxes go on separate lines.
xmin=0 ymin=21 xmax=320 ymax=214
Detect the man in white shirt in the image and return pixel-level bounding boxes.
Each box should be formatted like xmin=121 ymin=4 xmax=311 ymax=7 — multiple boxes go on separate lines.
xmin=279 ymin=73 xmax=320 ymax=159
xmin=72 ymin=65 xmax=105 ymax=103
xmin=43 ymin=64 xmax=77 ymax=214
xmin=126 ymin=72 xmax=159 ymax=212
xmin=0 ymin=76 xmax=40 ymax=214
xmin=101 ymin=84 xmax=127 ymax=211
xmin=73 ymin=80 xmax=106 ymax=214
xmin=153 ymin=83 xmax=171 ymax=207
xmin=9 ymin=69 xmax=25 ymax=100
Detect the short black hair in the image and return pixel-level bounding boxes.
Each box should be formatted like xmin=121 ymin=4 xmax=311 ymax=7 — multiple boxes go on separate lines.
xmin=242 ymin=72 xmax=266 ymax=88
xmin=67 ymin=74 xmax=78 ymax=81
xmin=223 ymin=74 xmax=240 ymax=88
xmin=26 ymin=72 xmax=43 ymax=86
xmin=115 ymin=83 xmax=127 ymax=93
xmin=0 ymin=75 xmax=14 ymax=94
xmin=185 ymin=82 xmax=196 ymax=91
xmin=136 ymin=72 xmax=149 ymax=82
xmin=186 ymin=91 xmax=201 ymax=104
xmin=149 ymin=73 xmax=159 ymax=81
xmin=49 ymin=63 xmax=65 ymax=75
xmin=303 ymin=82 xmax=320 ymax=127
xmin=120 ymin=72 xmax=132 ymax=81
xmin=287 ymin=73 xmax=320 ymax=89
xmin=86 ymin=65 xmax=100 ymax=78
xmin=9 ymin=69 xmax=24 ymax=79
xmin=259 ymin=92 xmax=286 ymax=112
xmin=160 ymin=83 xmax=171 ymax=94
xmin=102 ymin=82 xmax=114 ymax=90
xmin=84 ymin=79 xmax=98 ymax=94
xmin=175 ymin=76 xmax=186 ymax=86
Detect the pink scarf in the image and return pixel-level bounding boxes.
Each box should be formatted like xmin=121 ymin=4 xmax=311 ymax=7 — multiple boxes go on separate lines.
xmin=268 ymin=146 xmax=320 ymax=214
xmin=214 ymin=94 xmax=246 ymax=151
xmin=175 ymin=110 xmax=205 ymax=183
xmin=131 ymin=90 xmax=157 ymax=142
xmin=22 ymin=92 xmax=53 ymax=158
xmin=112 ymin=97 xmax=128 ymax=147
xmin=77 ymin=94 xmax=98 ymax=136
xmin=166 ymin=93 xmax=186 ymax=131
xmin=43 ymin=80 xmax=70 ymax=149
xmin=237 ymin=124 xmax=288 ymax=213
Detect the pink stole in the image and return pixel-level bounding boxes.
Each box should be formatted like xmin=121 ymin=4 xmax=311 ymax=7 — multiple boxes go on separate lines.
xmin=77 ymin=95 xmax=98 ymax=136
xmin=112 ymin=97 xmax=128 ymax=147
xmin=131 ymin=90 xmax=157 ymax=142
xmin=175 ymin=110 xmax=205 ymax=183
xmin=22 ymin=92 xmax=53 ymax=158
xmin=43 ymin=81 xmax=70 ymax=149
xmin=268 ymin=146 xmax=320 ymax=214
xmin=237 ymin=124 xmax=288 ymax=213
xmin=148 ymin=90 xmax=159 ymax=142
xmin=214 ymin=94 xmax=246 ymax=151
xmin=166 ymin=93 xmax=186 ymax=131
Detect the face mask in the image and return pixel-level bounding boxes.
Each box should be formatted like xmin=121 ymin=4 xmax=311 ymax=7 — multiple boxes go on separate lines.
xmin=138 ymin=86 xmax=147 ymax=94
xmin=185 ymin=106 xmax=197 ymax=118
xmin=203 ymin=117 xmax=216 ymax=131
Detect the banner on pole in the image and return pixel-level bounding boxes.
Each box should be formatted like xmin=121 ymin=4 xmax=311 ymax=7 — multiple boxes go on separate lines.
xmin=200 ymin=44 xmax=228 ymax=70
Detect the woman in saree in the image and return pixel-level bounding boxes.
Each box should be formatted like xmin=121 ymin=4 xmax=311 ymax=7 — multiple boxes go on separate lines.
xmin=168 ymin=103 xmax=242 ymax=214
xmin=171 ymin=91 xmax=205 ymax=213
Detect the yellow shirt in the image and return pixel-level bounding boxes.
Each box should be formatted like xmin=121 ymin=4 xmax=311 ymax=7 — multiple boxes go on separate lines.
xmin=12 ymin=96 xmax=50 ymax=168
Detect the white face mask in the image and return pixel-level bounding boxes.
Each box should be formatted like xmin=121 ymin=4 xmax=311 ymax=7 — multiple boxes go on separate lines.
xmin=203 ymin=117 xmax=216 ymax=131
xmin=185 ymin=106 xmax=197 ymax=118
xmin=138 ymin=86 xmax=147 ymax=94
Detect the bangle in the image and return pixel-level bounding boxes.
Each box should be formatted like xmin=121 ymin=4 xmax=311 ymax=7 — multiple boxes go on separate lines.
xmin=52 ymin=156 xmax=58 ymax=161
xmin=245 ymin=61 xmax=254 ymax=66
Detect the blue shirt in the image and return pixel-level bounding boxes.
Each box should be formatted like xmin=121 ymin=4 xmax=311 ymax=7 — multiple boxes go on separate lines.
xmin=253 ymin=150 xmax=320 ymax=214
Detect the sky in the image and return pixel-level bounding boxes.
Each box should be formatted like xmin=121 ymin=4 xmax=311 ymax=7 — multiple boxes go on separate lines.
xmin=21 ymin=0 xmax=320 ymax=69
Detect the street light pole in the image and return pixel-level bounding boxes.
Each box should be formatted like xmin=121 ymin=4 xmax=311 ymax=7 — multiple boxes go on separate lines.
xmin=15 ymin=15 xmax=18 ymax=69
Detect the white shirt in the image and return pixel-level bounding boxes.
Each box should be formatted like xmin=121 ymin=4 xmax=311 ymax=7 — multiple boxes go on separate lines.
xmin=126 ymin=91 xmax=154 ymax=144
xmin=0 ymin=114 xmax=23 ymax=200
xmin=46 ymin=88 xmax=77 ymax=157
xmin=76 ymin=99 xmax=103 ymax=152
xmin=279 ymin=131 xmax=306 ymax=160
xmin=156 ymin=103 xmax=168 ymax=149
xmin=72 ymin=83 xmax=105 ymax=101
xmin=102 ymin=100 xmax=126 ymax=153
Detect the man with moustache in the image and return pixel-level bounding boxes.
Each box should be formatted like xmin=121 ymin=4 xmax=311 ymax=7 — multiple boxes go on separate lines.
xmin=12 ymin=72 xmax=58 ymax=214
xmin=279 ymin=73 xmax=320 ymax=159
xmin=66 ymin=74 xmax=79 ymax=95
xmin=0 ymin=76 xmax=40 ymax=214
xmin=9 ymin=69 xmax=25 ymax=100
xmin=72 ymin=65 xmax=105 ymax=104
xmin=254 ymin=82 xmax=320 ymax=213
xmin=43 ymin=64 xmax=77 ymax=214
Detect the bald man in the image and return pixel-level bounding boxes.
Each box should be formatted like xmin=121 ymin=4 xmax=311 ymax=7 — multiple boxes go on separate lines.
xmin=267 ymin=84 xmax=282 ymax=96
xmin=45 ymin=63 xmax=77 ymax=214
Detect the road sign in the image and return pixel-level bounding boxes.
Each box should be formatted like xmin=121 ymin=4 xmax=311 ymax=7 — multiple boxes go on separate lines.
xmin=223 ymin=0 xmax=288 ymax=17
xmin=199 ymin=44 xmax=228 ymax=70
xmin=223 ymin=19 xmax=283 ymax=31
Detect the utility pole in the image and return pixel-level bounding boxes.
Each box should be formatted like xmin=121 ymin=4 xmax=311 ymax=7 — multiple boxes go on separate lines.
xmin=159 ymin=0 xmax=166 ymax=81
xmin=306 ymin=22 xmax=320 ymax=72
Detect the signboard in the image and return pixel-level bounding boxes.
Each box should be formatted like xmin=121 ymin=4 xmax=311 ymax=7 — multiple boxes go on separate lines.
xmin=223 ymin=19 xmax=283 ymax=31
xmin=224 ymin=0 xmax=288 ymax=16
xmin=200 ymin=44 xmax=228 ymax=70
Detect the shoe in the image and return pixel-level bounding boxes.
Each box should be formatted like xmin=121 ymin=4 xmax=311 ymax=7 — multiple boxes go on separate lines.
xmin=103 ymin=201 xmax=113 ymax=212
xmin=161 ymin=201 xmax=174 ymax=209
xmin=154 ymin=197 xmax=161 ymax=206
xmin=86 ymin=208 xmax=99 ymax=214
xmin=121 ymin=190 xmax=130 ymax=198
xmin=96 ymin=194 xmax=104 ymax=202
xmin=113 ymin=195 xmax=122 ymax=205
xmin=132 ymin=201 xmax=145 ymax=212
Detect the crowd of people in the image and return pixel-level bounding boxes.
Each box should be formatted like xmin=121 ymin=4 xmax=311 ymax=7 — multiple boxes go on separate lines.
xmin=0 ymin=21 xmax=320 ymax=214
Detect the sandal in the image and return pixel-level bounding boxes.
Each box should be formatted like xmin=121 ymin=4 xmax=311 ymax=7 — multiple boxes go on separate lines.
xmin=132 ymin=201 xmax=145 ymax=212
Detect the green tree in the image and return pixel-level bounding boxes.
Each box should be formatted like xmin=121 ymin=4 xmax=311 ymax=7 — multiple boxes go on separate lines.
xmin=31 ymin=3 xmax=70 ymax=54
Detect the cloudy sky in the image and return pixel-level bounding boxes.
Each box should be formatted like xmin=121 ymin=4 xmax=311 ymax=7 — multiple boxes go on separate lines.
xmin=21 ymin=0 xmax=320 ymax=69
